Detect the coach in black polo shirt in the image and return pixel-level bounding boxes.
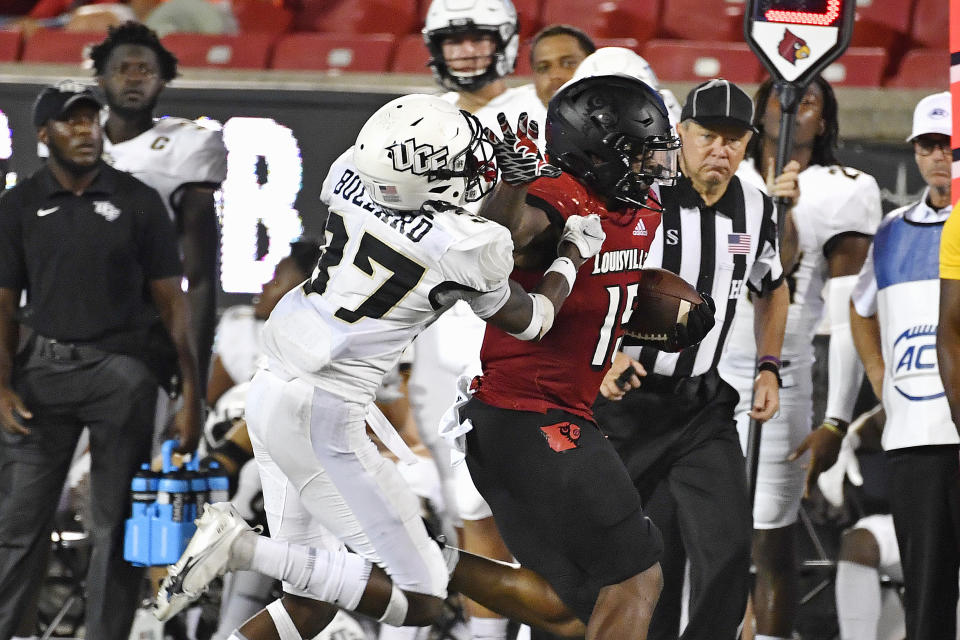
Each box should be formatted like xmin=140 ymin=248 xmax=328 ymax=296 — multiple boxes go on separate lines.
xmin=593 ymin=79 xmax=795 ymax=640
xmin=0 ymin=82 xmax=202 ymax=640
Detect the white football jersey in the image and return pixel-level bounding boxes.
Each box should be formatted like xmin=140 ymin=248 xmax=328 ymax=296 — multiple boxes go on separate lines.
xmin=441 ymin=83 xmax=546 ymax=145
xmin=261 ymin=149 xmax=514 ymax=403
xmin=722 ymin=160 xmax=882 ymax=372
xmin=102 ymin=116 xmax=228 ymax=222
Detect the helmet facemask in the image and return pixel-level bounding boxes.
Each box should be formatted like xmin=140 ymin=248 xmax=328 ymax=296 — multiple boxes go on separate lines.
xmin=429 ymin=110 xmax=497 ymax=204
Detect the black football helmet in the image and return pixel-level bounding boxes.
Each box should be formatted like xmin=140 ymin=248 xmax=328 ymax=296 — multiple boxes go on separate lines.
xmin=546 ymin=74 xmax=680 ymax=210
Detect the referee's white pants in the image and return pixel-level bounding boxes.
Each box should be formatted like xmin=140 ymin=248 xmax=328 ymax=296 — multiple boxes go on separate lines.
xmin=722 ymin=362 xmax=813 ymax=529
xmin=244 ymin=367 xmax=448 ymax=598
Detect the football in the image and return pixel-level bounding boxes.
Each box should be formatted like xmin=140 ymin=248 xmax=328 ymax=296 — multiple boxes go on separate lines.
xmin=622 ymin=268 xmax=703 ymax=345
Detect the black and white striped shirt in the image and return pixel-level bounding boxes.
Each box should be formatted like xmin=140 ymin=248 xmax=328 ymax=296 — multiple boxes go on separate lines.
xmin=622 ymin=175 xmax=783 ymax=378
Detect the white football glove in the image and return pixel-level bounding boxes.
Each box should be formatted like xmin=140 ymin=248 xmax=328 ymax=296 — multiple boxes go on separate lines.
xmin=484 ymin=112 xmax=561 ymax=186
xmin=560 ymin=214 xmax=605 ymax=259
xmin=816 ymin=424 xmax=865 ymax=508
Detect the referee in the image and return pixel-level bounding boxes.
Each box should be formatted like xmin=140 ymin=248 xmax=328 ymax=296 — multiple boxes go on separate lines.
xmin=593 ymin=79 xmax=794 ymax=640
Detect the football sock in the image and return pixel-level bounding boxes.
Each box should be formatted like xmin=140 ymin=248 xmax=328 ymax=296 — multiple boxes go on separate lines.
xmin=469 ymin=616 xmax=510 ymax=640
xmin=835 ymin=560 xmax=881 ymax=640
xmin=241 ymin=534 xmax=373 ymax=610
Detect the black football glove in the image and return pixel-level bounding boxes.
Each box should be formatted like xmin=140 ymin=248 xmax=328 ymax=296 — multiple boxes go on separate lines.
xmin=664 ymin=293 xmax=716 ymax=352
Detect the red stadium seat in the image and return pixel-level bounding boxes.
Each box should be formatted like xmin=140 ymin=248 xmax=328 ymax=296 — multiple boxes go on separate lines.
xmin=391 ymin=33 xmax=431 ymax=74
xmin=849 ymin=0 xmax=912 ymax=47
xmin=271 ymin=33 xmax=395 ymax=72
xmin=910 ymin=0 xmax=948 ymax=49
xmin=587 ymin=0 xmax=661 ymax=44
xmin=21 ymin=29 xmax=103 ymax=65
xmin=233 ymin=0 xmax=293 ymax=35
xmin=0 ymin=30 xmax=21 ymax=62
xmin=162 ymin=34 xmax=274 ymax=69
xmin=660 ymin=0 xmax=745 ymax=43
xmin=300 ymin=0 xmax=418 ymax=36
xmin=885 ymin=48 xmax=949 ymax=88
xmin=819 ymin=47 xmax=887 ymax=87
xmin=640 ymin=40 xmax=763 ymax=83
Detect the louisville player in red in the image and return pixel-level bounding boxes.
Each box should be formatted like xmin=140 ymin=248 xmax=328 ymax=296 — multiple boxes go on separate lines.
xmin=452 ymin=75 xmax=716 ymax=638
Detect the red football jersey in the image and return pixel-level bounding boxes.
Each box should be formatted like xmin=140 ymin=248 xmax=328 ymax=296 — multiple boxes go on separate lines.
xmin=473 ymin=172 xmax=662 ymax=421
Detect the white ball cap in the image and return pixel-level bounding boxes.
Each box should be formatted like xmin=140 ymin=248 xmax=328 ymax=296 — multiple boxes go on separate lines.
xmin=572 ymin=47 xmax=660 ymax=89
xmin=907 ymin=91 xmax=951 ymax=142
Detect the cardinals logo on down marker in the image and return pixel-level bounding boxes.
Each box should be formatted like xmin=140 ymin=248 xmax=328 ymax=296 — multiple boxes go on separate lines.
xmin=778 ymin=29 xmax=810 ymax=65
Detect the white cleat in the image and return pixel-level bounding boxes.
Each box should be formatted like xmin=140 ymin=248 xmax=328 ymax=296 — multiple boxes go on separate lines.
xmin=153 ymin=502 xmax=260 ymax=621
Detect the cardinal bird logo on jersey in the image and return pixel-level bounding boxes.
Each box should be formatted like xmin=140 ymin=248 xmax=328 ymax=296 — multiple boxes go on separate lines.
xmin=540 ymin=422 xmax=581 ymax=452
xmin=778 ymin=29 xmax=811 ymax=65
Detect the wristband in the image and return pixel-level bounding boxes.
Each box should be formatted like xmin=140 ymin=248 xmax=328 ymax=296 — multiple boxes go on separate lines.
xmin=821 ymin=417 xmax=848 ymax=437
xmin=545 ymin=256 xmax=578 ymax=291
xmin=757 ymin=355 xmax=782 ymax=368
xmin=757 ymin=361 xmax=782 ymax=387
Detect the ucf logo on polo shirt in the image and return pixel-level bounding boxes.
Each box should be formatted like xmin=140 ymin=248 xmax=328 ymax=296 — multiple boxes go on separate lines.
xmin=93 ymin=201 xmax=121 ymax=222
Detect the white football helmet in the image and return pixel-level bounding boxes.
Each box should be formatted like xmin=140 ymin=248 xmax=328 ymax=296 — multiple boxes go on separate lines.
xmin=570 ymin=47 xmax=683 ymax=125
xmin=353 ymin=94 xmax=495 ymax=211
xmin=423 ymin=0 xmax=519 ymax=92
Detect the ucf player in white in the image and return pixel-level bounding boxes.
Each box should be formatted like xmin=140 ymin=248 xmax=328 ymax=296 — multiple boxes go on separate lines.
xmin=718 ymin=77 xmax=882 ymax=640
xmin=90 ymin=22 xmax=227 ymax=381
xmin=153 ymin=94 xmax=604 ymax=640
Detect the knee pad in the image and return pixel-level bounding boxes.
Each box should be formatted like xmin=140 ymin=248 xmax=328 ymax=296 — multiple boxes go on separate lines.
xmin=453 ymin=461 xmax=492 ymax=521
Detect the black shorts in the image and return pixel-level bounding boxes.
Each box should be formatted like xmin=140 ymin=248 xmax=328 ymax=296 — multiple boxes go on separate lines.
xmin=461 ymin=397 xmax=663 ymax=623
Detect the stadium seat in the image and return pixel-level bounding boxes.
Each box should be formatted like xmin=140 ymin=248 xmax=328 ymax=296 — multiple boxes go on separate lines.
xmin=21 ymin=29 xmax=103 ymax=65
xmin=233 ymin=0 xmax=293 ymax=35
xmin=271 ymin=33 xmax=395 ymax=72
xmin=162 ymin=33 xmax=274 ymax=69
xmin=819 ymin=47 xmax=887 ymax=87
xmin=885 ymin=48 xmax=949 ymax=88
xmin=587 ymin=0 xmax=661 ymax=44
xmin=0 ymin=30 xmax=21 ymax=62
xmin=300 ymin=0 xmax=418 ymax=36
xmin=660 ymin=0 xmax=745 ymax=43
xmin=849 ymin=0 xmax=912 ymax=48
xmin=391 ymin=33 xmax=431 ymax=74
xmin=640 ymin=40 xmax=763 ymax=83
xmin=909 ymin=0 xmax=948 ymax=49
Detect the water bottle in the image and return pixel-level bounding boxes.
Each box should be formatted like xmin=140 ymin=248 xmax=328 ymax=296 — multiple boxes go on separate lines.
xmin=151 ymin=440 xmax=195 ymax=565
xmin=206 ymin=461 xmax=230 ymax=505
xmin=185 ymin=457 xmax=209 ymax=521
xmin=124 ymin=463 xmax=158 ymax=566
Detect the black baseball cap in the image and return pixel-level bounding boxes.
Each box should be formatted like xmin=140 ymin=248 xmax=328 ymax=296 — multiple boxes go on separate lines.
xmin=680 ymin=78 xmax=757 ymax=133
xmin=33 ymin=81 xmax=102 ymax=128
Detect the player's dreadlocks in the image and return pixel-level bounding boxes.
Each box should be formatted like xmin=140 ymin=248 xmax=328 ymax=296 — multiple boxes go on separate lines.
xmin=748 ymin=75 xmax=844 ymax=170
xmin=89 ymin=21 xmax=179 ymax=82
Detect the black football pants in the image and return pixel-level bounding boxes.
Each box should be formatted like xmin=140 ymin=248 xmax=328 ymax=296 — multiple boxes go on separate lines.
xmin=593 ymin=368 xmax=752 ymax=640
xmin=0 ymin=341 xmax=158 ymax=640
xmin=887 ymin=444 xmax=960 ymax=640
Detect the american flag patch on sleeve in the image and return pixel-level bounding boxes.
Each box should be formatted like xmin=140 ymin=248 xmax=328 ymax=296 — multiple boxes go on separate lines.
xmin=727 ymin=233 xmax=751 ymax=254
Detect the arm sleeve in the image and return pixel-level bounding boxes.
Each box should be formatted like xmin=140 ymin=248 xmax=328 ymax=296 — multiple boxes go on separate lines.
xmin=851 ymin=243 xmax=878 ymax=317
xmin=747 ymin=194 xmax=784 ymax=295
xmin=0 ymin=191 xmax=25 ymax=290
xmin=824 ymin=274 xmax=865 ymax=422
xmin=941 ymin=208 xmax=960 ymax=280
xmin=138 ymin=185 xmax=184 ymax=280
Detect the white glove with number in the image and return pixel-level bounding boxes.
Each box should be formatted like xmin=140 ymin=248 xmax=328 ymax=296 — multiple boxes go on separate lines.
xmin=484 ymin=112 xmax=561 ymax=186
xmin=816 ymin=425 xmax=864 ymax=508
xmin=560 ymin=214 xmax=605 ymax=259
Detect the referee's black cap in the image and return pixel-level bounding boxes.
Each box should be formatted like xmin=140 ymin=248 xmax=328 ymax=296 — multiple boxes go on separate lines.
xmin=680 ymin=78 xmax=757 ymax=133
xmin=33 ymin=81 xmax=102 ymax=128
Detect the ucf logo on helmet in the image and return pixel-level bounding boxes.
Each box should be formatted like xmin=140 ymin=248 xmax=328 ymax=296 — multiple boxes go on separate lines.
xmin=387 ymin=138 xmax=450 ymax=180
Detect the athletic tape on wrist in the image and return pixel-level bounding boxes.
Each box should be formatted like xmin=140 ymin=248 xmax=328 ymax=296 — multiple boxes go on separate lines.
xmin=508 ymin=293 xmax=555 ymax=341
xmin=266 ymin=599 xmax=303 ymax=640
xmin=545 ymin=256 xmax=578 ymax=291
xmin=377 ymin=584 xmax=409 ymax=626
